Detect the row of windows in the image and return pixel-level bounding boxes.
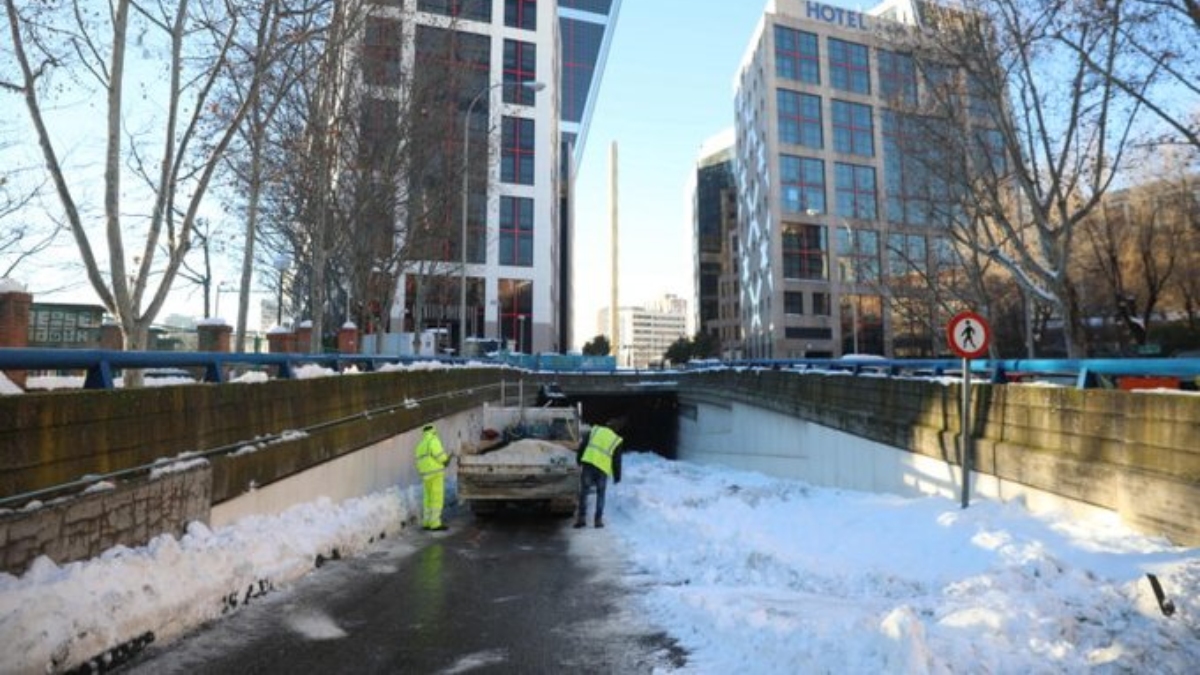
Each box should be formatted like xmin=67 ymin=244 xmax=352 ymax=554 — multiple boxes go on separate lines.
xmin=779 ymin=225 xmax=957 ymax=283
xmin=416 ymin=0 xmax=538 ymax=30
xmin=773 ymin=25 xmax=996 ymax=118
xmin=780 ymin=156 xmax=876 ymax=219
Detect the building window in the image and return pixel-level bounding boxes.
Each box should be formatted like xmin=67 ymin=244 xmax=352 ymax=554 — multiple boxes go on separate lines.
xmin=778 ymin=89 xmax=822 ymax=149
xmin=774 ymin=25 xmax=819 ymax=84
xmin=887 ymin=233 xmax=927 ymax=280
xmin=362 ymin=17 xmax=403 ymax=86
xmin=832 ymin=100 xmax=874 ymax=157
xmin=812 ymin=292 xmax=831 ymax=316
xmin=501 ymin=116 xmax=535 ymax=185
xmin=560 ymin=18 xmax=604 ymax=124
xmin=785 ymin=291 xmax=804 ymax=315
xmin=786 ymin=326 xmax=832 ymax=340
xmin=781 ymin=155 xmax=825 ymax=215
xmin=883 ymin=111 xmax=957 ymax=226
xmin=829 ymin=38 xmax=870 ymax=95
xmin=505 ymin=0 xmax=536 ymax=30
xmin=418 ymin=0 xmax=490 ymax=21
xmin=782 ymin=224 xmax=827 ymax=280
xmin=499 ymin=196 xmax=534 ymax=266
xmin=503 ymin=40 xmax=537 ymax=105
xmin=835 ymin=163 xmax=877 ymax=219
xmin=878 ymin=50 xmax=916 ymax=106
xmin=838 ymin=228 xmax=881 ymax=283
xmin=499 ymin=278 xmax=533 ymax=352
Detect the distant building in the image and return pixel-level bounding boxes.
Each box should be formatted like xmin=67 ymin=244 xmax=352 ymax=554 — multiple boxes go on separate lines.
xmin=359 ymin=1 xmax=622 ymax=355
xmin=598 ymin=294 xmax=689 ymax=367
xmin=692 ymin=129 xmax=742 ymax=359
xmin=733 ymin=0 xmax=985 ymax=358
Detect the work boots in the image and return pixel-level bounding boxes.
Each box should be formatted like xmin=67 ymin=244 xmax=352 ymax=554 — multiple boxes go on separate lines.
xmin=594 ymin=515 xmax=604 ymax=528
xmin=573 ymin=517 xmax=586 ymax=529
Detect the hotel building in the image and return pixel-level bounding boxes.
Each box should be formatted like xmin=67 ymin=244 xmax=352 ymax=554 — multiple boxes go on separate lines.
xmin=733 ymin=0 xmax=975 ymax=359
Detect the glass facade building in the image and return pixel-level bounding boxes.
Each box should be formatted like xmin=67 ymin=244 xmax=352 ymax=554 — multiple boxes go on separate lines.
xmin=734 ymin=0 xmax=982 ymax=359
xmin=360 ymin=0 xmax=620 ymax=354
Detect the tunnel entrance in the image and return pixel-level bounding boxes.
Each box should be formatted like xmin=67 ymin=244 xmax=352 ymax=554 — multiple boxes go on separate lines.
xmin=552 ymin=391 xmax=679 ymax=459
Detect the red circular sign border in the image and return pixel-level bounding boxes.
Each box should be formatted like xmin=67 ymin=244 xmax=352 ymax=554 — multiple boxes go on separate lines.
xmin=947 ymin=311 xmax=991 ymax=359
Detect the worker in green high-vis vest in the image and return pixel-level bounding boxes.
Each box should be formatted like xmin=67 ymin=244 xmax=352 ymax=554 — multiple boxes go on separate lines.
xmin=573 ymin=418 xmax=624 ymax=529
xmin=414 ymin=424 xmax=451 ymax=531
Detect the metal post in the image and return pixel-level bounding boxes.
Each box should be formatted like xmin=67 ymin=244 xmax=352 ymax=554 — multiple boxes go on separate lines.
xmin=960 ymin=357 xmax=972 ymax=509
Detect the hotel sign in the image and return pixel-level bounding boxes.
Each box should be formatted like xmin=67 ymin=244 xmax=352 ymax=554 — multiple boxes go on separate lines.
xmin=805 ymin=1 xmax=869 ymax=30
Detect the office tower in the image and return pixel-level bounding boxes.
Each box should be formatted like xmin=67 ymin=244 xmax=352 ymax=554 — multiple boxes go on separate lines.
xmin=734 ymin=0 xmax=983 ymax=358
xmin=362 ymin=1 xmax=620 ymax=355
xmin=692 ymin=129 xmax=742 ymax=359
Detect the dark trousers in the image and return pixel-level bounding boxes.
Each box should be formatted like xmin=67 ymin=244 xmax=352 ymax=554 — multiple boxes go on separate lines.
xmin=576 ymin=463 xmax=608 ymax=521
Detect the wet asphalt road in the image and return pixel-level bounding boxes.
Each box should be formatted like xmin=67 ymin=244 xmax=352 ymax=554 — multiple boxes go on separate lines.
xmin=122 ymin=507 xmax=686 ymax=674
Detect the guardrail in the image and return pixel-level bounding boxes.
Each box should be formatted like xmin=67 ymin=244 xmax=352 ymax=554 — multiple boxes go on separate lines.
xmin=726 ymin=357 xmax=1200 ymax=389
xmin=0 ymin=347 xmax=452 ymax=389
xmin=3 ymin=348 xmax=1196 ymax=390
xmin=0 ymin=347 xmax=618 ymax=390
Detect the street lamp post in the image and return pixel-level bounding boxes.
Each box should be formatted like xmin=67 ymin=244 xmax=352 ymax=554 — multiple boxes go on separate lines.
xmin=460 ymin=79 xmax=545 ymax=356
xmin=273 ymin=254 xmax=290 ymax=326
xmin=843 ymin=223 xmax=860 ymax=355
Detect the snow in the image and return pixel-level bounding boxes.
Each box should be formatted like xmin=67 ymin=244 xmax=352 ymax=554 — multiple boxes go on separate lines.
xmin=2 ymin=453 xmax=1197 ymax=674
xmin=0 ymin=278 xmax=29 ymax=293
xmin=460 ymin=438 xmax=577 ymax=466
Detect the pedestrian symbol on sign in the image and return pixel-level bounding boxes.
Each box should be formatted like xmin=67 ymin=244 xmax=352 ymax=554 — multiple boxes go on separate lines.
xmin=947 ymin=311 xmax=990 ymax=360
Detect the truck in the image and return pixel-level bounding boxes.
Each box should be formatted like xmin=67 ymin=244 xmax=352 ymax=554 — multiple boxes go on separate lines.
xmin=456 ymin=402 xmax=584 ymax=515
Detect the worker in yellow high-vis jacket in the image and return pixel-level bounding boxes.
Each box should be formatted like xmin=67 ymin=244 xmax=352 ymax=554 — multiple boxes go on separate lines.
xmin=414 ymin=424 xmax=452 ymax=531
xmin=574 ymin=419 xmax=624 ymax=529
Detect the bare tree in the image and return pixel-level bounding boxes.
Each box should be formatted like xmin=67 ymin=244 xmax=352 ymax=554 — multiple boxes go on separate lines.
xmin=1058 ymin=0 xmax=1200 ymax=153
xmin=882 ymin=0 xmax=1149 ymax=357
xmin=0 ymin=159 xmax=59 ymax=279
xmin=2 ymin=0 xmax=282 ymax=358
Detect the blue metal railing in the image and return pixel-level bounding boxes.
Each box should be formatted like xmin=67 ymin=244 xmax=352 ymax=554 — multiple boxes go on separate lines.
xmin=2 ymin=348 xmax=1196 ymax=390
xmin=0 ymin=348 xmax=448 ymax=389
xmin=725 ymin=357 xmax=1200 ymax=389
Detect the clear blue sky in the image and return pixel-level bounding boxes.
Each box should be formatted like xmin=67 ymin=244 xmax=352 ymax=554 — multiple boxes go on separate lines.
xmin=570 ymin=0 xmax=769 ymax=346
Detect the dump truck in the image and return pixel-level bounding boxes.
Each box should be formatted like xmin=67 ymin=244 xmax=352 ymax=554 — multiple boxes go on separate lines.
xmin=456 ymin=402 xmax=584 ymax=515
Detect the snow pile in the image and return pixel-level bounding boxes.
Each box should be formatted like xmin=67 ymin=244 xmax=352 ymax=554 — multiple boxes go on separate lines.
xmin=0 ymin=488 xmax=420 ymax=674
xmin=460 ymin=438 xmax=577 ymax=466
xmin=608 ymin=454 xmax=1200 ymax=674
xmin=0 ymin=372 xmax=22 ymax=395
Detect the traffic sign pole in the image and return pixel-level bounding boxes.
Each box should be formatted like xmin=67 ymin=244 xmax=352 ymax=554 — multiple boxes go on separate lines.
xmin=961 ymin=357 xmax=971 ymax=509
xmin=946 ymin=311 xmax=990 ymax=510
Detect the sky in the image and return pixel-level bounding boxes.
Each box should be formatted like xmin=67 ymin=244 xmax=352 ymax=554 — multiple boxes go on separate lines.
xmin=569 ymin=0 xmax=769 ymax=345
xmin=2 ymin=401 xmax=1198 ymax=673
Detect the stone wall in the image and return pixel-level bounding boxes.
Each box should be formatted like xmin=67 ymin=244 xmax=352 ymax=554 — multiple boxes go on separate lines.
xmin=0 ymin=464 xmax=211 ymax=575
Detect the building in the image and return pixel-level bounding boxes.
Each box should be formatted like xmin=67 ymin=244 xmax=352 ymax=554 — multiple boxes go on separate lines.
xmin=692 ymin=129 xmax=742 ymax=359
xmin=598 ymin=294 xmax=689 ymax=368
xmin=733 ymin=0 xmax=980 ymax=359
xmin=364 ymin=1 xmax=621 ymax=355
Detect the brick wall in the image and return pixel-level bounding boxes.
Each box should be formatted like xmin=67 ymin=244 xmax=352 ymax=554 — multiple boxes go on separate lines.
xmin=0 ymin=289 xmax=32 ymax=388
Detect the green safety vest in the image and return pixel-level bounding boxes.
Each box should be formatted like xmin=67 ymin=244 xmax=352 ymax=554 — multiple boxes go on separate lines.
xmin=415 ymin=428 xmax=450 ymax=475
xmin=581 ymin=426 xmax=621 ymax=476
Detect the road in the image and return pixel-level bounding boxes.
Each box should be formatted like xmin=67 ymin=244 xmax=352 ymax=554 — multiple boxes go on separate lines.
xmin=122 ymin=506 xmax=687 ymax=674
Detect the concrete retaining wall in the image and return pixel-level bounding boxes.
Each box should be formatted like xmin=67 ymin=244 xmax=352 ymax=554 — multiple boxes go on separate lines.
xmin=677 ymin=370 xmax=1200 ymax=545
xmin=0 ymin=464 xmax=211 ymax=575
